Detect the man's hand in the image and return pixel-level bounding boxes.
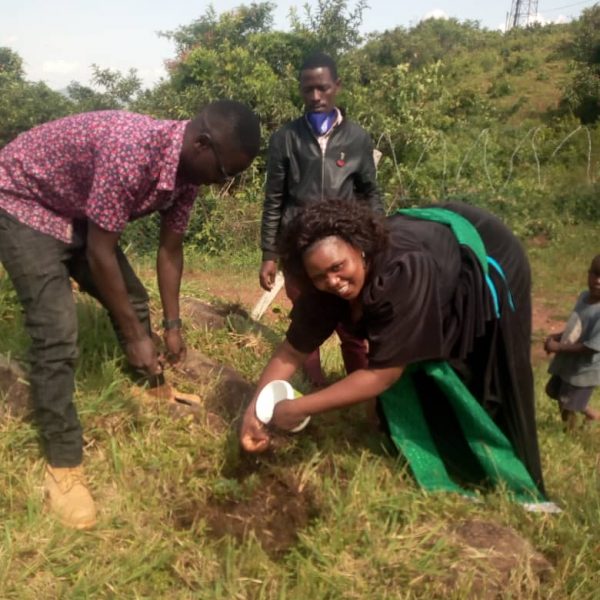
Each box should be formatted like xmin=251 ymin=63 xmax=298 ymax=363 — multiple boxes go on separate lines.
xmin=259 ymin=260 xmax=278 ymax=291
xmin=164 ymin=328 xmax=186 ymax=365
xmin=240 ymin=409 xmax=271 ymax=453
xmin=125 ymin=335 xmax=162 ymax=375
xmin=271 ymin=399 xmax=308 ymax=431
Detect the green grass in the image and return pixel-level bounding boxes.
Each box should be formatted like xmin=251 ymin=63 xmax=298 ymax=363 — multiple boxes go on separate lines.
xmin=1 ymin=226 xmax=599 ymax=599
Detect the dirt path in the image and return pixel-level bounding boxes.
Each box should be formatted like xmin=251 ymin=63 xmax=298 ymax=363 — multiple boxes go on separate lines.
xmin=531 ymin=300 xmax=564 ymax=364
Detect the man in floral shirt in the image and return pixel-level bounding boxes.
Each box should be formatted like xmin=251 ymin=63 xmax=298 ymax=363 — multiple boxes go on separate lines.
xmin=0 ymin=101 xmax=260 ymax=529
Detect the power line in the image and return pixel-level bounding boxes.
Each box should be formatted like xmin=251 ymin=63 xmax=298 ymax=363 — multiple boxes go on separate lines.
xmin=543 ymin=0 xmax=597 ymax=13
xmin=506 ymin=0 xmax=595 ymax=28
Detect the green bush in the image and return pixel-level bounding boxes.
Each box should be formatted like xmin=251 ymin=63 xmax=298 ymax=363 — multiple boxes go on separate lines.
xmin=553 ymin=182 xmax=600 ymax=222
xmin=488 ymin=78 xmax=513 ymax=98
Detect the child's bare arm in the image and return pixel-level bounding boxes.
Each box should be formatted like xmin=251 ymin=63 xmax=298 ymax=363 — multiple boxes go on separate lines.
xmin=545 ymin=338 xmax=596 ymax=355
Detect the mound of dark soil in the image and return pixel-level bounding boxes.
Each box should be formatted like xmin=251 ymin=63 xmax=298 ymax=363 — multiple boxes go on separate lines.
xmin=172 ymin=472 xmax=319 ymax=558
xmin=443 ymin=518 xmax=553 ymax=598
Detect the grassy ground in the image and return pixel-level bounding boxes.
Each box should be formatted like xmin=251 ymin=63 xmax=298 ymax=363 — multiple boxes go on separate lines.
xmin=0 ymin=225 xmax=599 ymax=599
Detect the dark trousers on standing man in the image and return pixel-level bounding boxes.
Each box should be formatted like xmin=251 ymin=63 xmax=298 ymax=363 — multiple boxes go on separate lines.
xmin=0 ymin=211 xmax=151 ymax=467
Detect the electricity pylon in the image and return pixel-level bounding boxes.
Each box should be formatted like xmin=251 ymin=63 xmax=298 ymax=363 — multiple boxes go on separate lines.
xmin=506 ymin=0 xmax=539 ymax=30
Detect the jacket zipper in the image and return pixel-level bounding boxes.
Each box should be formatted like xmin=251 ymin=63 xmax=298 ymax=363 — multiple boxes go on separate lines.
xmin=304 ymin=114 xmax=343 ymax=202
xmin=320 ymin=143 xmax=326 ymax=201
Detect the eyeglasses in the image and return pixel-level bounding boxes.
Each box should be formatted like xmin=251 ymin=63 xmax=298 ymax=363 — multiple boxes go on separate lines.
xmin=205 ymin=134 xmax=236 ymax=183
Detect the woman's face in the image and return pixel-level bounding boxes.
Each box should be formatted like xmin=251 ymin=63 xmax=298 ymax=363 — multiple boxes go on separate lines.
xmin=302 ymin=236 xmax=366 ymax=301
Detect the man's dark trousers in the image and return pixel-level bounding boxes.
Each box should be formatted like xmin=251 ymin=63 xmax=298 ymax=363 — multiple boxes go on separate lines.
xmin=0 ymin=211 xmax=151 ymax=466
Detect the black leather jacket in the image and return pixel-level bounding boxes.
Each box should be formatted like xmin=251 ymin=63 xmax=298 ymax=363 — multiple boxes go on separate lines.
xmin=260 ymin=114 xmax=382 ymax=260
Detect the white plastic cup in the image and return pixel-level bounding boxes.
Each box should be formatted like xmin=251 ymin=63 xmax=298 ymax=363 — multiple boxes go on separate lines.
xmin=255 ymin=379 xmax=310 ymax=433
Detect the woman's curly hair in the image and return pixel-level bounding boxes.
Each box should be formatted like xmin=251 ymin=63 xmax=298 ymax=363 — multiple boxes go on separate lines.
xmin=279 ymin=199 xmax=389 ymax=283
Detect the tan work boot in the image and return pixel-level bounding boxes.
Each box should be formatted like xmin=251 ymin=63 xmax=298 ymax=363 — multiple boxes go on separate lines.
xmin=44 ymin=465 xmax=97 ymax=530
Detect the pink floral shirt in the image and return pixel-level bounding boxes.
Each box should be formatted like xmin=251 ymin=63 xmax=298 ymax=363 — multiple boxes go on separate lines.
xmin=0 ymin=111 xmax=198 ymax=243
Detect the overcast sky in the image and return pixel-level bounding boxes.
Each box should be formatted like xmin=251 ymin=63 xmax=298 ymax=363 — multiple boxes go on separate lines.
xmin=1 ymin=0 xmax=595 ymax=90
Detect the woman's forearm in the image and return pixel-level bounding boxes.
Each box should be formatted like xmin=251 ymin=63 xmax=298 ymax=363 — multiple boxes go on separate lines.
xmin=256 ymin=340 xmax=305 ymax=388
xmin=239 ymin=339 xmax=307 ymax=451
xmin=296 ymin=365 xmax=404 ymax=416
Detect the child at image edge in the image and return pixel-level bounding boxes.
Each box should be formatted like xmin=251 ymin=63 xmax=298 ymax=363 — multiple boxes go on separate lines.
xmin=544 ymin=254 xmax=600 ymax=428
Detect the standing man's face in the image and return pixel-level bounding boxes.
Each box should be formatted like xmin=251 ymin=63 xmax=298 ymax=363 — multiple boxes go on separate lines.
xmin=299 ymin=67 xmax=341 ymax=113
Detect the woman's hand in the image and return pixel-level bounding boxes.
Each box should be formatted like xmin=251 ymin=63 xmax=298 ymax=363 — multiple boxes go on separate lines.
xmin=271 ymin=399 xmax=308 ymax=431
xmin=239 ymin=340 xmax=307 ymax=449
xmin=240 ymin=407 xmax=271 ymax=453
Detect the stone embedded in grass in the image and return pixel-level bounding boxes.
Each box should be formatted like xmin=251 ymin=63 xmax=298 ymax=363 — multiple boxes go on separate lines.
xmin=0 ymin=353 xmax=31 ymax=419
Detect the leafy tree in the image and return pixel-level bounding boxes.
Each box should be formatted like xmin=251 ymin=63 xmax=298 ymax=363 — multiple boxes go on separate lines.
xmin=0 ymin=47 xmax=24 ymax=78
xmin=66 ymin=65 xmax=142 ymax=112
xmin=0 ymin=47 xmax=72 ymax=147
xmin=362 ymin=18 xmax=493 ymax=70
xmin=146 ymin=0 xmax=371 ymax=129
xmin=160 ymin=2 xmax=276 ymax=56
xmin=562 ymin=5 xmax=600 ymax=123
xmin=289 ymin=0 xmax=368 ymax=56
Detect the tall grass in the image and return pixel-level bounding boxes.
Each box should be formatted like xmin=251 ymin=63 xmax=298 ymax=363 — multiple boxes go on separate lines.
xmin=0 ymin=225 xmax=598 ymax=599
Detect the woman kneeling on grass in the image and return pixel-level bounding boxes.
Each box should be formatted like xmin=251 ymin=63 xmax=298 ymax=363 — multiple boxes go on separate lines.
xmin=240 ymin=199 xmax=546 ymax=496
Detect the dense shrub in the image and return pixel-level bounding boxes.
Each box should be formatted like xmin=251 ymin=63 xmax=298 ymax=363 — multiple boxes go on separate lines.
xmin=2 ymin=3 xmax=599 ymax=254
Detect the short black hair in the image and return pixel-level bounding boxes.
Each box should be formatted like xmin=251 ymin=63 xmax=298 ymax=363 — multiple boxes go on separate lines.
xmin=192 ymin=100 xmax=261 ymax=159
xmin=279 ymin=199 xmax=388 ymax=283
xmin=300 ymin=51 xmax=338 ymax=81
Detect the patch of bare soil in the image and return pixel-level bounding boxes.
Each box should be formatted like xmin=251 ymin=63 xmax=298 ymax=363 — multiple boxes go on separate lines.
xmin=441 ymin=519 xmax=553 ymax=598
xmin=180 ymin=268 xmax=291 ymax=326
xmin=0 ymin=354 xmax=31 ymax=419
xmin=528 ymin=234 xmax=550 ymax=249
xmin=531 ymin=299 xmax=565 ymax=365
xmin=171 ymin=472 xmax=319 ymax=558
xmin=531 ymin=301 xmax=564 ymax=337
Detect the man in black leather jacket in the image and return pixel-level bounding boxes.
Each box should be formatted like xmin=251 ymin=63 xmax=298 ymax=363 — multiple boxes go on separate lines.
xmin=258 ymin=51 xmax=383 ymax=386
